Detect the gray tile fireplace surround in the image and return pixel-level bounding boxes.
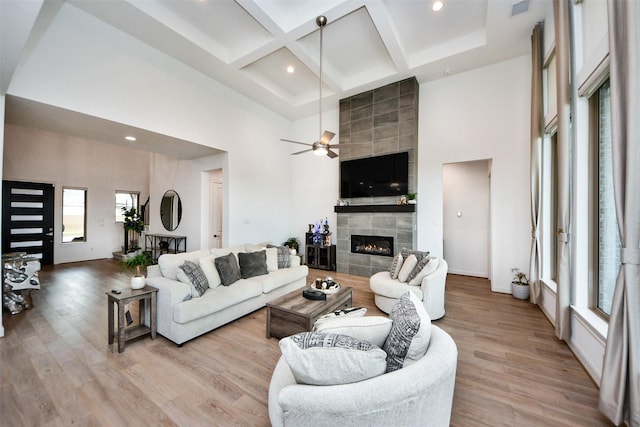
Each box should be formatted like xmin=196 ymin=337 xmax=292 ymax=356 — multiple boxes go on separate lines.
xmin=336 ymin=205 xmax=416 ymax=277
xmin=335 ymin=77 xmax=419 ymax=277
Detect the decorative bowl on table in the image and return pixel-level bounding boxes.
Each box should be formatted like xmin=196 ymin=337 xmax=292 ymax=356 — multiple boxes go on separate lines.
xmin=310 ymin=281 xmax=341 ymax=294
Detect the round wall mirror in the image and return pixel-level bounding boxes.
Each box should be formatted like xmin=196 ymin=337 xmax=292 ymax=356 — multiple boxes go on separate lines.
xmin=160 ymin=190 xmax=182 ymax=231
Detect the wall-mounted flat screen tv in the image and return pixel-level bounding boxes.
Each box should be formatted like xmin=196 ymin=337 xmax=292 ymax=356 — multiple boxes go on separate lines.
xmin=340 ymin=152 xmax=409 ymax=198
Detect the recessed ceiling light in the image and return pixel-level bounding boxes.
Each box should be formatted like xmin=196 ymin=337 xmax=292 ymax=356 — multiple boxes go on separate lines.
xmin=287 ymin=66 xmax=295 ymax=73
xmin=125 ymin=136 xmax=136 ymax=141
xmin=432 ymin=1 xmax=444 ymax=12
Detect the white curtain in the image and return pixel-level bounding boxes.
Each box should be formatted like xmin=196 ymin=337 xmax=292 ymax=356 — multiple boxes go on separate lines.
xmin=529 ymin=22 xmax=543 ymax=305
xmin=598 ymin=1 xmax=640 ymax=425
xmin=553 ymin=0 xmax=571 ymax=341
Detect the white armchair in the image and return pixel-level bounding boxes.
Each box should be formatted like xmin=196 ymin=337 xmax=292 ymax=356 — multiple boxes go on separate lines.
xmin=370 ymin=258 xmax=448 ymax=320
xmin=268 ymin=325 xmax=457 ymax=427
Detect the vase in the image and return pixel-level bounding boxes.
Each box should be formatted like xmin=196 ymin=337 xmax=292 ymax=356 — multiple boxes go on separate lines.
xmin=130 ymin=275 xmax=146 ymax=290
xmin=511 ymin=282 xmax=530 ymax=300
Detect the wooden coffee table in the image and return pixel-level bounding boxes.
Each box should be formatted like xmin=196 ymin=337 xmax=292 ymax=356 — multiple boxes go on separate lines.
xmin=266 ymin=285 xmax=353 ymax=339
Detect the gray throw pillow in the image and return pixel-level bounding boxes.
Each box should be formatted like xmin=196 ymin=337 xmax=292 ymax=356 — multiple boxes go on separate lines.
xmin=400 ymin=247 xmax=430 ymax=262
xmin=214 ymin=253 xmax=241 ymax=286
xmin=238 ymin=250 xmax=269 ymax=279
xmin=267 ymin=244 xmax=290 ymax=268
xmin=177 ymin=260 xmax=209 ymax=297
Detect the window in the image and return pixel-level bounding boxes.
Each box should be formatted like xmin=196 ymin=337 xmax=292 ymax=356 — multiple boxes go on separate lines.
xmin=541 ymin=132 xmax=558 ymax=281
xmin=591 ymin=79 xmax=620 ymax=317
xmin=115 ymin=191 xmax=139 ymax=222
xmin=62 ymin=188 xmax=87 ymax=243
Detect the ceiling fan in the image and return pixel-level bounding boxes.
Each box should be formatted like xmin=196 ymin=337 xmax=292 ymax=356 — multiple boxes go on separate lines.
xmin=281 ymin=16 xmax=340 ymax=159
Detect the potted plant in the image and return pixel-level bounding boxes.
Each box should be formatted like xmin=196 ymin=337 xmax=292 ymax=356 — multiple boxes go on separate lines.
xmin=511 ymin=268 xmax=530 ymax=300
xmin=284 ymin=237 xmax=300 ymax=255
xmin=121 ymin=251 xmax=152 ymax=289
xmin=122 ymin=207 xmax=144 ymax=253
xmin=407 ymin=193 xmax=417 ymax=204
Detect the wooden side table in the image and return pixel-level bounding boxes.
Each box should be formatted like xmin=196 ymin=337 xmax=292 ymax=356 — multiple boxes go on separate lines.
xmin=106 ymin=285 xmax=158 ymax=353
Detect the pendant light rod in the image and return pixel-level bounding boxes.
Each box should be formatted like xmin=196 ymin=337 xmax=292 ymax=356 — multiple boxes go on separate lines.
xmin=316 ymin=15 xmax=327 ymax=141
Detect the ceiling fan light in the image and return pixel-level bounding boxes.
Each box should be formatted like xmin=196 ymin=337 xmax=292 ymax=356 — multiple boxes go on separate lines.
xmin=314 ymin=145 xmax=328 ymax=156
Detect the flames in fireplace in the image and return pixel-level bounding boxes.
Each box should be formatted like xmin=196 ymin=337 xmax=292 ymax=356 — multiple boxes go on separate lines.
xmin=351 ymin=235 xmax=394 ymax=257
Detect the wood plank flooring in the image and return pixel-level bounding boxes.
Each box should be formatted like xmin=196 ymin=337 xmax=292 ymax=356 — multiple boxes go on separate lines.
xmin=0 ymin=260 xmax=612 ymax=426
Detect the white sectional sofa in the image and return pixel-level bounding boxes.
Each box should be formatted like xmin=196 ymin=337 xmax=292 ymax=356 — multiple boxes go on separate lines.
xmin=146 ymin=243 xmax=308 ymax=345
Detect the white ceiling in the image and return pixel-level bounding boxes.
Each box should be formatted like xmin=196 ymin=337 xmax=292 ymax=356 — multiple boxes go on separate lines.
xmin=2 ymin=0 xmax=551 ymax=157
xmin=66 ymin=0 xmax=551 ymax=120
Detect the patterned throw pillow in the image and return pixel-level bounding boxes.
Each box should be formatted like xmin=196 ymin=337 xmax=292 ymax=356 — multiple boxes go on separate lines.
xmin=279 ymin=332 xmax=387 ymax=385
xmin=389 ymin=253 xmax=404 ymax=279
xmin=267 ymin=244 xmax=290 ymax=268
xmin=177 ymin=260 xmax=209 ymax=298
xmin=408 ymin=257 xmax=440 ymax=286
xmin=214 ymin=253 xmax=241 ymax=286
xmin=406 ymin=256 xmax=432 ymax=282
xmin=383 ymin=292 xmax=432 ymax=372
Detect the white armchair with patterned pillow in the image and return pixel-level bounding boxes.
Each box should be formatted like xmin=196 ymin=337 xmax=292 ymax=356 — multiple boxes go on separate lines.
xmin=370 ymin=255 xmax=448 ymax=320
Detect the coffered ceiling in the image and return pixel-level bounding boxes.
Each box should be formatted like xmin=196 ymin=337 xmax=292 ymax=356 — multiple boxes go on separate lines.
xmin=2 ymin=0 xmax=551 ymax=158
xmin=67 ymin=0 xmax=552 ymax=120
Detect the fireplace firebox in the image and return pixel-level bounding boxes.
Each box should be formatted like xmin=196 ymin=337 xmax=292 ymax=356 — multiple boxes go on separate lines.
xmin=351 ymin=235 xmax=394 ymax=257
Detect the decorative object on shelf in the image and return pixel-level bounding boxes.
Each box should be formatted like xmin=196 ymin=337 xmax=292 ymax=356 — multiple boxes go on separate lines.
xmin=284 ymin=237 xmax=300 ymax=255
xmin=122 ymin=207 xmax=144 ymax=254
xmin=511 ymin=268 xmax=530 ymax=300
xmin=120 ymin=251 xmax=153 ymax=289
xmin=407 ymin=193 xmax=417 ymax=204
xmin=280 ymin=16 xmax=340 ymax=159
xmin=308 ymin=224 xmax=314 ymax=233
xmin=336 ymin=199 xmax=349 ymax=206
xmin=399 ymin=195 xmax=408 ymax=205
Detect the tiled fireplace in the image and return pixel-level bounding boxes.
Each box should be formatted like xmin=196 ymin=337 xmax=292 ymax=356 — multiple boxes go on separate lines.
xmin=351 ymin=234 xmax=394 ymax=257
xmin=335 ymin=77 xmax=419 ymax=277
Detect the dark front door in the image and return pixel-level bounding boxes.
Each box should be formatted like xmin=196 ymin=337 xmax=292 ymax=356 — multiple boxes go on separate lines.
xmin=2 ymin=180 xmax=55 ymax=265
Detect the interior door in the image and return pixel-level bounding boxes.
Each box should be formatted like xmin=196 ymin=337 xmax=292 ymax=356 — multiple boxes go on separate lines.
xmin=211 ymin=178 xmax=223 ymax=248
xmin=2 ymin=180 xmax=55 ymax=264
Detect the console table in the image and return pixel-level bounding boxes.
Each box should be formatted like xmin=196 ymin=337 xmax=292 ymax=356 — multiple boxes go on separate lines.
xmin=144 ymin=233 xmax=187 ymax=262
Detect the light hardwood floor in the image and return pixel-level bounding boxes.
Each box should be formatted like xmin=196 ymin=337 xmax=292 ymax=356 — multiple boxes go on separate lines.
xmin=0 ymin=260 xmax=612 ymax=426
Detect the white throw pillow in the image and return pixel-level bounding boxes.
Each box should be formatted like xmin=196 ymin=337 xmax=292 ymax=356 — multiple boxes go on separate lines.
xmin=397 ymin=254 xmax=418 ymax=283
xmin=265 ymin=247 xmax=278 ymax=272
xmin=199 ymin=255 xmax=222 ymax=288
xmin=383 ymin=291 xmax=432 ymax=372
xmin=315 ymin=316 xmax=393 ymax=348
xmin=408 ymin=257 xmax=439 ymax=286
xmin=280 ymin=332 xmax=387 ymax=386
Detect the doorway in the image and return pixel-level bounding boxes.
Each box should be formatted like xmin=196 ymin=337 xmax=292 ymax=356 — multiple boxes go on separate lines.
xmin=2 ymin=180 xmax=55 ymax=264
xmin=206 ymin=169 xmax=223 ymax=249
xmin=442 ymin=160 xmax=491 ymax=278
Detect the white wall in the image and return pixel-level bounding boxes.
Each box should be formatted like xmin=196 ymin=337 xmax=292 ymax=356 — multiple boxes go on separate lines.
xmin=6 ymin=2 xmax=296 ymax=250
xmin=3 ymin=124 xmax=150 ymax=263
xmin=418 ymin=56 xmax=531 ymax=293
xmin=289 ymin=111 xmax=340 ymax=250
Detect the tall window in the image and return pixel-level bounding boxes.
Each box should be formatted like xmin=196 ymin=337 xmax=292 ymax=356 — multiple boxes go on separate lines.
xmin=541 ymin=132 xmax=558 ymax=281
xmin=62 ymin=188 xmax=87 ymax=243
xmin=591 ymin=79 xmax=620 ymax=317
xmin=115 ymin=191 xmax=139 ymax=222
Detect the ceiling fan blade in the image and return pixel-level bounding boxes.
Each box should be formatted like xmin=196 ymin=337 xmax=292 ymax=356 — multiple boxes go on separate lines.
xmin=326 ymin=149 xmax=338 ymax=158
xmin=320 ymin=131 xmax=335 ymax=145
xmin=292 ymin=148 xmax=313 ymax=155
xmin=281 ymin=138 xmax=313 ymax=147
xmin=328 ymin=144 xmax=340 ymax=149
